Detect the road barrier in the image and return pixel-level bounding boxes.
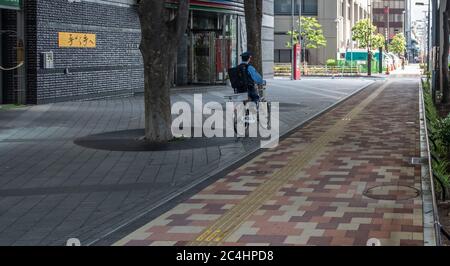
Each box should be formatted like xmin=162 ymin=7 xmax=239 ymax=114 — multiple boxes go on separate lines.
xmin=274 ymin=63 xmax=362 ymax=77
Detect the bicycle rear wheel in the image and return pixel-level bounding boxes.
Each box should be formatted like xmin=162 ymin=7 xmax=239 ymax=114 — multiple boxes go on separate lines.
xmin=258 ymin=101 xmax=272 ymax=130
xmin=234 ymin=108 xmax=249 ymax=136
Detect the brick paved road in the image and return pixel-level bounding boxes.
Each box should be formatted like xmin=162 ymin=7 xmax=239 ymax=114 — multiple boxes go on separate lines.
xmin=116 ymin=73 xmax=425 ymax=246
xmin=0 ymin=78 xmax=373 ymax=245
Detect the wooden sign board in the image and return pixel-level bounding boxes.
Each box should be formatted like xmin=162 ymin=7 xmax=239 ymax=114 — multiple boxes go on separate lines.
xmin=58 ymin=32 xmax=96 ymax=48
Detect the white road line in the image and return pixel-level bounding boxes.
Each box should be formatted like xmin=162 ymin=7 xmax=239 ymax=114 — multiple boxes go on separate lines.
xmin=269 ymin=85 xmax=342 ymax=100
xmin=306 ymin=86 xmax=359 ymax=96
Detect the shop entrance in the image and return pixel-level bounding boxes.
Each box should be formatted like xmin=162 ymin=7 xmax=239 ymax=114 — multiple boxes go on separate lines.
xmin=188 ymin=11 xmax=237 ymax=85
xmin=191 ymin=31 xmax=233 ymax=84
xmin=192 ymin=31 xmax=215 ymax=84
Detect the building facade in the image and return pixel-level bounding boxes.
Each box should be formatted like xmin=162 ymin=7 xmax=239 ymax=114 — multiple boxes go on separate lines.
xmin=372 ymin=0 xmax=406 ymax=42
xmin=274 ymin=0 xmax=370 ymax=65
xmin=0 ymin=0 xmax=274 ymax=104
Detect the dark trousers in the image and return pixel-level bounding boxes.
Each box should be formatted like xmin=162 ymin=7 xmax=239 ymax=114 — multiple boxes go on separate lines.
xmin=248 ymin=87 xmax=260 ymax=103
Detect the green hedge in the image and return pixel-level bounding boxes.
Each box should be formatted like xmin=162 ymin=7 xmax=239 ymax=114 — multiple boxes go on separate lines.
xmin=423 ymin=80 xmax=450 ymax=195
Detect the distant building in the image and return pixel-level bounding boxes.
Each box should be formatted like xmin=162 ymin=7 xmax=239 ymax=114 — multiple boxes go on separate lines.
xmin=274 ymin=0 xmax=370 ymax=65
xmin=372 ymin=0 xmax=406 ymax=42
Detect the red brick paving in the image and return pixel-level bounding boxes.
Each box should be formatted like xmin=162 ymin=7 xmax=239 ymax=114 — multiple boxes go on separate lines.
xmin=115 ymin=76 xmax=424 ymax=246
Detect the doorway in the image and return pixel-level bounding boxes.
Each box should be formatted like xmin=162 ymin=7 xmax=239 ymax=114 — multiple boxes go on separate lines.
xmin=192 ymin=31 xmax=215 ymax=84
xmin=188 ymin=11 xmax=235 ymax=85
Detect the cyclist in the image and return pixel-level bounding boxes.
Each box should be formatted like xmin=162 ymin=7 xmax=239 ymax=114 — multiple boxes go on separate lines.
xmin=237 ymin=51 xmax=266 ymax=103
xmin=227 ymin=52 xmax=270 ymax=131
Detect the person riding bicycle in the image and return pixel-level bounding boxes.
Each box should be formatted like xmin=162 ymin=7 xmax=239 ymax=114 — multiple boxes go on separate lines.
xmin=227 ymin=52 xmax=270 ymax=128
xmin=230 ymin=51 xmax=265 ymax=103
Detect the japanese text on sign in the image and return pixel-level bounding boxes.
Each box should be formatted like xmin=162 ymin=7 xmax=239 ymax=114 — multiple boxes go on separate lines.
xmin=58 ymin=32 xmax=96 ymax=48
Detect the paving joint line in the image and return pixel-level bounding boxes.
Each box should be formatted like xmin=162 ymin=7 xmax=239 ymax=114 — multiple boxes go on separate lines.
xmin=188 ymin=80 xmax=391 ymax=245
xmin=83 ymin=80 xmax=379 ymax=246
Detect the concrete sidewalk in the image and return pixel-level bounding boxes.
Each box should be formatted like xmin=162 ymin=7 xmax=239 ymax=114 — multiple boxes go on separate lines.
xmin=0 ymin=78 xmax=373 ymax=245
xmin=116 ymin=68 xmax=426 ymax=246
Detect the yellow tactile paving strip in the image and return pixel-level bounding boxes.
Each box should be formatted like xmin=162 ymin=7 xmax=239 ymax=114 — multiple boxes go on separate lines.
xmin=188 ymin=81 xmax=391 ymax=245
xmin=115 ymin=77 xmax=423 ymax=246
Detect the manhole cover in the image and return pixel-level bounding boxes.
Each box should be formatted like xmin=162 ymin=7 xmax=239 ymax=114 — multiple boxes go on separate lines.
xmin=363 ymin=184 xmax=421 ymax=201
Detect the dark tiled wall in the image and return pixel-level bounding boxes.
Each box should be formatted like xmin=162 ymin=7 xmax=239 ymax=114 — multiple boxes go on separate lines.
xmin=32 ymin=0 xmax=143 ymax=104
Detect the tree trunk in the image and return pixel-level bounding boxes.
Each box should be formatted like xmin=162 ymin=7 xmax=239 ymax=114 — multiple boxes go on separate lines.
xmin=442 ymin=3 xmax=450 ymax=104
xmin=138 ymin=0 xmax=189 ymax=142
xmin=244 ymin=0 xmax=263 ymax=75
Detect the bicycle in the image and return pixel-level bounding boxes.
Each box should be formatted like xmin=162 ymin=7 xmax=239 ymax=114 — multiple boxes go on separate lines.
xmin=224 ymin=82 xmax=272 ymax=137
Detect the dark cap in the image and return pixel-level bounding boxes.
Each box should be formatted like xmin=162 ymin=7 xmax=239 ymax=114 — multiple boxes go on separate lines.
xmin=240 ymin=51 xmax=253 ymax=57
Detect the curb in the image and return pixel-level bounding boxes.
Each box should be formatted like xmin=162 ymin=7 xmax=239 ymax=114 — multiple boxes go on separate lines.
xmin=419 ymin=80 xmax=441 ymax=246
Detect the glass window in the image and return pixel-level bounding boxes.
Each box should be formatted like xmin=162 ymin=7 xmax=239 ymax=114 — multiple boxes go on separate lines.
xmin=275 ymin=0 xmax=299 ymax=14
xmin=274 ymin=0 xmax=317 ymax=15
xmin=303 ymin=0 xmax=318 ymax=15
xmin=279 ymin=49 xmax=292 ymax=63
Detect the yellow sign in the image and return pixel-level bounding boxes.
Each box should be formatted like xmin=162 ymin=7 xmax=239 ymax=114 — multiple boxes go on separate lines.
xmin=58 ymin=32 xmax=96 ymax=48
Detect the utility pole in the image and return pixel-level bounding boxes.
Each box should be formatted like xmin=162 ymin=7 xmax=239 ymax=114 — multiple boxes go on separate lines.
xmin=367 ymin=1 xmax=372 ymax=76
xmin=431 ymin=0 xmax=438 ymax=103
xmin=298 ymin=0 xmax=303 ymax=78
xmin=402 ymin=9 xmax=408 ymax=60
xmin=291 ymin=0 xmax=295 ymax=80
xmin=427 ymin=2 xmax=430 ymax=72
xmin=385 ymin=3 xmax=390 ymax=75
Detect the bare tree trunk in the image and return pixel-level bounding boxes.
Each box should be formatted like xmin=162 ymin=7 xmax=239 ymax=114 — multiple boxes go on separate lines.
xmin=442 ymin=2 xmax=450 ymax=104
xmin=244 ymin=0 xmax=263 ymax=75
xmin=138 ymin=0 xmax=189 ymax=142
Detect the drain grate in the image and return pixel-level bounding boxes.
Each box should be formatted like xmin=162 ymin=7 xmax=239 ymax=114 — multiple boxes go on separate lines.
xmin=363 ymin=184 xmax=421 ymax=201
xmin=411 ymin=157 xmax=426 ymax=165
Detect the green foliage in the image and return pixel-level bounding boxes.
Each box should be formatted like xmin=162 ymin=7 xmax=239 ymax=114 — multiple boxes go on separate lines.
xmin=389 ymin=33 xmax=406 ymax=55
xmin=326 ymin=59 xmax=337 ymax=66
xmin=424 ymin=91 xmax=440 ymax=126
xmin=0 ymin=104 xmax=26 ymax=111
xmin=437 ymin=115 xmax=450 ymax=149
xmin=371 ymin=34 xmax=385 ymax=49
xmin=432 ymin=160 xmax=450 ymax=192
xmin=423 ymin=79 xmax=450 ymax=194
xmin=286 ymin=16 xmax=327 ymax=49
xmin=351 ymin=19 xmax=377 ymax=48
